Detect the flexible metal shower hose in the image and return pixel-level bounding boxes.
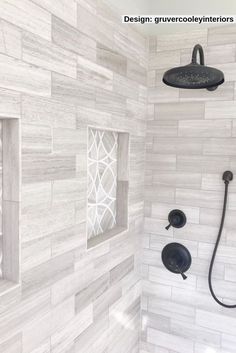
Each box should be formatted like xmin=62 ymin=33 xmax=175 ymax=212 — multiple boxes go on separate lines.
xmin=208 ymin=181 xmax=236 ymax=308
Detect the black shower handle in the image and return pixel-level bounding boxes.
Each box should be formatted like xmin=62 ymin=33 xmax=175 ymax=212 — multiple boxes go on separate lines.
xmin=176 ymin=264 xmax=187 ymax=280
xmin=165 ymin=223 xmax=172 ymax=230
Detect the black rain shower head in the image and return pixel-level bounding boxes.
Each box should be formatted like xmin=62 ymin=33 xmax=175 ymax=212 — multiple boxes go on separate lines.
xmin=162 ymin=44 xmax=224 ymax=91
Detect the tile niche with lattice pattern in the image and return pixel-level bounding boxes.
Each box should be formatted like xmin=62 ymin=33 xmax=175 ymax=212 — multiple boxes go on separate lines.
xmin=87 ymin=127 xmax=129 ymax=248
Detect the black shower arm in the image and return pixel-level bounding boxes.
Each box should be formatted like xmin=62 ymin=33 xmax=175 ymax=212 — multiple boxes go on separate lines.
xmin=191 ymin=44 xmax=205 ymax=65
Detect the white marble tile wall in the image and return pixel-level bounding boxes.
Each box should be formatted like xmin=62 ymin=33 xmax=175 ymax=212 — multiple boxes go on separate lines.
xmin=142 ymin=25 xmax=236 ymax=353
xmin=0 ymin=0 xmax=147 ymax=352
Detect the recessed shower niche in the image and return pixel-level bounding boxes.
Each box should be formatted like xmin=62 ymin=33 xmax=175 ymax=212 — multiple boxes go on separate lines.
xmin=87 ymin=127 xmax=129 ymax=248
xmin=0 ymin=118 xmax=20 ymax=293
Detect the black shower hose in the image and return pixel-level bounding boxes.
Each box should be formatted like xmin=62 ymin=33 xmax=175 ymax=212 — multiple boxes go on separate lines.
xmin=208 ymin=180 xmax=236 ymax=308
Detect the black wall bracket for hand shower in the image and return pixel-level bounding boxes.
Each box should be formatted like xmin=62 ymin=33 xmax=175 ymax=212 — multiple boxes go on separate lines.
xmin=223 ymin=170 xmax=233 ymax=184
xmin=165 ymin=209 xmax=187 ymax=230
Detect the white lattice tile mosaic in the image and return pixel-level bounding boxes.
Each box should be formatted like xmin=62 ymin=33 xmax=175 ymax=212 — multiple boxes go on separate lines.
xmin=87 ymin=128 xmax=118 ymax=239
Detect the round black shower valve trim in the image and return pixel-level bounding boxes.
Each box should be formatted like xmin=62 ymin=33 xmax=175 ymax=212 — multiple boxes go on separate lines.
xmin=165 ymin=209 xmax=187 ymax=230
xmin=162 ymin=243 xmax=192 ymax=280
xmin=208 ymin=170 xmax=236 ymax=308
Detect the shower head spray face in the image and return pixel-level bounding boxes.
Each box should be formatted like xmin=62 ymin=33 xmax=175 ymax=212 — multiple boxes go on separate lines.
xmin=162 ymin=44 xmax=224 ymax=90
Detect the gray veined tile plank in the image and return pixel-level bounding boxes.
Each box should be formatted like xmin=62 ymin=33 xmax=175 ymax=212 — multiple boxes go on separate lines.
xmin=22 ymin=311 xmax=51 ymax=353
xmin=0 ymin=0 xmax=51 ymax=41
xmin=94 ymin=13 xmax=116 ymax=51
xmin=152 ymin=137 xmax=203 ymax=155
xmin=148 ymin=296 xmax=196 ymax=323
xmin=147 ymin=120 xmax=178 ymax=137
xmin=147 ymin=70 xmax=156 ymax=88
xmin=198 ymin=242 xmax=236 ymax=264
xmin=178 ymin=119 xmax=232 ymax=137
xmin=196 ymin=309 xmax=236 ymax=335
xmin=22 ymin=124 xmax=52 ymax=154
xmin=114 ymin=29 xmax=144 ymax=64
xmin=0 ymin=289 xmax=51 ymax=344
xmin=21 ymin=182 xmax=52 ymax=213
xmin=149 ymin=50 xmax=180 ymax=70
xmin=95 ymin=88 xmax=126 ymax=116
xmin=0 ymin=20 xmax=21 ymax=59
xmin=25 ymin=340 xmax=50 ymax=353
xmin=21 ymin=236 xmax=51 ymax=272
xmin=156 ymin=29 xmax=207 ymax=52
xmin=22 ymin=31 xmax=77 ymax=79
xmin=0 ymin=88 xmax=21 ymax=119
xmin=96 ymin=43 xmax=127 ymax=76
xmin=208 ymin=25 xmax=236 ymax=46
xmin=126 ymin=99 xmax=146 ymax=120
xmin=51 ymin=304 xmax=93 ymax=353
xmin=77 ymin=55 xmax=113 ymax=91
xmin=2 ymin=118 xmax=21 ymax=203
xmin=222 ymin=333 xmax=236 ymax=353
xmin=110 ymin=256 xmax=134 ymax=284
xmin=173 ymin=222 xmax=222 ymax=244
xmin=113 ymin=73 xmax=139 ymax=100
xmin=53 ymin=127 xmax=84 ymax=154
xmin=203 ymin=138 xmax=236 ymax=156
xmin=52 ymin=178 xmax=86 ymax=203
xmin=76 ymin=0 xmax=97 ymax=14
xmin=149 ymin=36 xmax=157 ymax=53
xmin=52 ymin=16 xmax=96 ymax=62
xmin=205 ymin=100 xmax=236 ymax=119
xmin=22 ymin=252 xmax=74 ymax=296
xmin=147 ymin=328 xmax=194 ymax=353
xmin=152 ymin=172 xmax=201 ymax=190
xmin=76 ymin=106 xmax=112 ymax=129
xmin=145 ymin=153 xmax=176 ymax=171
xmin=22 ymin=154 xmax=76 ymax=183
xmin=21 ymin=203 xmax=75 ymax=242
xmin=177 ymin=155 xmax=230 ymax=173
xmin=0 ymin=333 xmax=22 ymax=353
xmin=74 ymin=314 xmax=109 ymax=353
xmin=155 ymin=101 xmax=205 ymax=120
xmin=170 ymin=319 xmax=221 ymax=347
xmin=127 ymin=59 xmax=147 ymax=86
xmin=52 ymin=72 xmax=95 ymax=108
xmin=0 ymin=53 xmax=51 ymax=96
xmin=232 ymin=120 xmax=236 ymax=137
xmin=77 ymin=4 xmax=97 ymax=40
xmin=179 ymin=82 xmax=234 ymax=102
xmin=32 ymin=0 xmax=77 ymax=27
xmin=51 ymin=223 xmax=86 ymax=257
xmin=22 ymin=95 xmax=76 ymax=128
xmin=77 ymin=4 xmax=114 ymax=49
xmin=176 ymin=188 xmax=223 ymax=209
xmin=148 ymin=86 xmax=179 ymax=104
xmin=75 ymin=273 xmax=109 ymax=314
xmin=145 ymin=185 xmax=175 ymax=204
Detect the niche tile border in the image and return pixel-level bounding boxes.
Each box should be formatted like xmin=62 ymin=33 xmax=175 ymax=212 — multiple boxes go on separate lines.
xmin=0 ymin=118 xmax=21 ymax=295
xmin=87 ymin=126 xmax=129 ymax=249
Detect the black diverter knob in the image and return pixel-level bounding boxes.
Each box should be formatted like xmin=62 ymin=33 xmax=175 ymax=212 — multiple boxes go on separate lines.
xmin=165 ymin=209 xmax=187 ymax=230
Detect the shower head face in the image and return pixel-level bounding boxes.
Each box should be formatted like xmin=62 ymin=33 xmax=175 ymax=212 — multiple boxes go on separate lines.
xmin=162 ymin=44 xmax=224 ymax=90
xmin=162 ymin=63 xmax=224 ymax=90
